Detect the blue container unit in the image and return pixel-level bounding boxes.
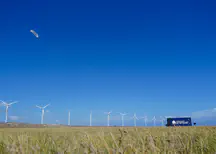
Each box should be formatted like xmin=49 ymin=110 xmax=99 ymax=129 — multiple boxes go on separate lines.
xmin=166 ymin=117 xmax=192 ymax=126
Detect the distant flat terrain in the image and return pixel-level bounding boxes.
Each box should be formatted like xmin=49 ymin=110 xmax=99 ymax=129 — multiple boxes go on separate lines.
xmin=0 ymin=122 xmax=213 ymax=128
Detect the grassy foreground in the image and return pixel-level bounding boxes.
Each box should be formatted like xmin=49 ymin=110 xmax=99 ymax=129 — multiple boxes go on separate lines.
xmin=0 ymin=126 xmax=215 ymax=154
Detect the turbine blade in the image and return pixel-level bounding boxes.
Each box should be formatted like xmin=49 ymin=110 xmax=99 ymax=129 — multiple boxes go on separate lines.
xmin=119 ymin=112 xmax=127 ymax=116
xmin=8 ymin=101 xmax=18 ymax=106
xmin=0 ymin=100 xmax=7 ymax=106
xmin=36 ymin=105 xmax=42 ymax=109
xmin=2 ymin=103 xmax=8 ymax=106
xmin=43 ymin=104 xmax=50 ymax=109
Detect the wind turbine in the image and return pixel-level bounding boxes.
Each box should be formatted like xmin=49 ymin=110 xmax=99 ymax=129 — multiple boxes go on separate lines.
xmin=140 ymin=116 xmax=148 ymax=127
xmin=0 ymin=100 xmax=18 ymax=123
xmin=152 ymin=116 xmax=156 ymax=127
xmin=68 ymin=110 xmax=71 ymax=126
xmin=90 ymin=110 xmax=92 ymax=126
xmin=36 ymin=104 xmax=50 ymax=124
xmin=104 ymin=111 xmax=112 ymax=126
xmin=160 ymin=116 xmax=165 ymax=126
xmin=118 ymin=112 xmax=127 ymax=127
xmin=131 ymin=113 xmax=139 ymax=127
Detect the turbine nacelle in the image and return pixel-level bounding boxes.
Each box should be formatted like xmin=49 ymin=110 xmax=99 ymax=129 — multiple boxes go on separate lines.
xmin=131 ymin=113 xmax=139 ymax=120
xmin=118 ymin=112 xmax=127 ymax=116
xmin=0 ymin=100 xmax=18 ymax=107
xmin=36 ymin=104 xmax=50 ymax=109
xmin=104 ymin=111 xmax=112 ymax=115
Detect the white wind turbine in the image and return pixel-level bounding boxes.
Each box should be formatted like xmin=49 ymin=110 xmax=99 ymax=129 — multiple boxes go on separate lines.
xmin=90 ymin=110 xmax=92 ymax=126
xmin=131 ymin=113 xmax=139 ymax=127
xmin=140 ymin=116 xmax=148 ymax=127
xmin=152 ymin=116 xmax=156 ymax=127
xmin=118 ymin=112 xmax=127 ymax=127
xmin=160 ymin=116 xmax=165 ymax=126
xmin=104 ymin=111 xmax=112 ymax=126
xmin=0 ymin=100 xmax=18 ymax=123
xmin=36 ymin=104 xmax=50 ymax=124
xmin=68 ymin=110 xmax=71 ymax=126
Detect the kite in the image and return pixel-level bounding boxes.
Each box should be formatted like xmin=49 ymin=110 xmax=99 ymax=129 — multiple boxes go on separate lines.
xmin=30 ymin=29 xmax=39 ymax=38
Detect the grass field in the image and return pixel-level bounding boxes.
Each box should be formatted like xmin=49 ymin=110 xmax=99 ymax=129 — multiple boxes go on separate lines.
xmin=0 ymin=126 xmax=215 ymax=153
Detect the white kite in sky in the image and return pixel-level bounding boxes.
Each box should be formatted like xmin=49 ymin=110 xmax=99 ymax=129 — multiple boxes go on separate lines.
xmin=30 ymin=29 xmax=39 ymax=38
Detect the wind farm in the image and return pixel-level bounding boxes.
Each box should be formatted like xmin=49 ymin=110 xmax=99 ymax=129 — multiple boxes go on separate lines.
xmin=0 ymin=100 xmax=212 ymax=154
xmin=0 ymin=100 xmax=196 ymax=128
xmin=0 ymin=101 xmax=214 ymax=154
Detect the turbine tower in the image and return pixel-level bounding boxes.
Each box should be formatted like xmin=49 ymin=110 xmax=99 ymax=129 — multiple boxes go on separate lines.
xmin=160 ymin=116 xmax=165 ymax=126
xmin=0 ymin=100 xmax=18 ymax=123
xmin=36 ymin=104 xmax=50 ymax=124
xmin=131 ymin=113 xmax=139 ymax=127
xmin=118 ymin=112 xmax=127 ymax=127
xmin=68 ymin=111 xmax=71 ymax=126
xmin=104 ymin=111 xmax=112 ymax=126
xmin=90 ymin=110 xmax=92 ymax=126
xmin=152 ymin=116 xmax=156 ymax=127
xmin=141 ymin=116 xmax=148 ymax=126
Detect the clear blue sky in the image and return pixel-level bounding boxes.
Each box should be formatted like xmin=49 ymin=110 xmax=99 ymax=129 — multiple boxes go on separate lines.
xmin=0 ymin=0 xmax=216 ymax=126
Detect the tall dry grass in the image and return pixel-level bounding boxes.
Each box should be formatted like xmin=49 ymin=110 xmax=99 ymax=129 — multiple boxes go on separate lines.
xmin=0 ymin=126 xmax=215 ymax=154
